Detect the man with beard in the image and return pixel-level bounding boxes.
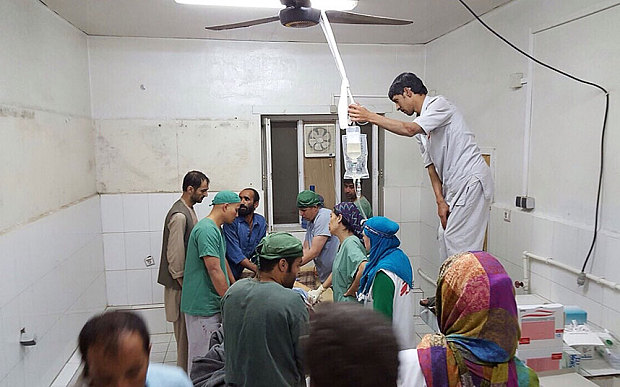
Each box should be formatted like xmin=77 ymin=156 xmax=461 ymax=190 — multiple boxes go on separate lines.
xmin=223 ymin=188 xmax=267 ymax=280
xmin=157 ymin=170 xmax=209 ymax=372
xmin=222 ymin=232 xmax=308 ymax=387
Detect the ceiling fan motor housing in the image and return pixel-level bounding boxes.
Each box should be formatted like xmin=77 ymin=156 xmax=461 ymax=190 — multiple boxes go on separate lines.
xmin=279 ymin=7 xmax=321 ymax=28
xmin=281 ymin=0 xmax=312 ymax=7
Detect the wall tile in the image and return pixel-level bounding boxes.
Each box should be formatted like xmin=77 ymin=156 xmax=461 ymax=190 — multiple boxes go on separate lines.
xmin=101 ymin=195 xmax=124 ymax=233
xmin=0 ymin=297 xmax=23 ymax=377
xmin=529 ymin=272 xmax=550 ymax=300
xmin=488 ymin=206 xmax=507 ymax=256
xmin=148 ymin=193 xmax=177 ymax=232
xmin=505 ymin=209 xmax=532 ymax=266
xmin=106 ymin=271 xmax=128 ymax=306
xmin=400 ymin=222 xmax=420 ymax=257
xmin=124 ymin=232 xmax=151 ymax=270
xmin=0 ymin=235 xmax=20 ymax=308
xmin=149 ymin=231 xmax=163 ymax=268
xmin=134 ymin=308 xmax=167 ymax=334
xmin=400 ymin=187 xmax=420 ymax=222
xmin=122 ymin=194 xmax=150 ymax=232
xmin=529 ymin=215 xmax=554 ymax=257
xmin=383 ymin=187 xmax=401 ymax=222
xmin=103 ymin=233 xmax=126 ymax=271
xmin=127 ymin=270 xmax=152 ymax=305
xmin=151 ymin=269 xmax=164 ymax=304
xmin=604 ymin=235 xmax=620 ymax=284
xmin=419 ymin=223 xmax=440 ymax=266
xmin=552 ymin=221 xmax=581 ymax=268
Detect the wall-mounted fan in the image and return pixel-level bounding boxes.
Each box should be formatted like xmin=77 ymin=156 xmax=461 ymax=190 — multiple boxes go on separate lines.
xmin=304 ymin=124 xmax=335 ymax=157
xmin=205 ymin=0 xmax=412 ymax=30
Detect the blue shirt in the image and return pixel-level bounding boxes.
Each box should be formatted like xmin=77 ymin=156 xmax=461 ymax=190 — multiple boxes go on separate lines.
xmin=223 ymin=213 xmax=267 ymax=279
xmin=146 ymin=363 xmax=193 ymax=386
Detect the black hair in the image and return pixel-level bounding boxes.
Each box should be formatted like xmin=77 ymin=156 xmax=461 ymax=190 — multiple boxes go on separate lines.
xmin=343 ymin=179 xmax=354 ymax=185
xmin=387 ymin=72 xmax=428 ymax=100
xmin=78 ymin=310 xmax=150 ymax=376
xmin=258 ymin=256 xmax=298 ymax=273
xmin=182 ymin=170 xmax=209 ymax=192
xmin=305 ymin=303 xmax=399 ymax=387
xmin=242 ymin=187 xmax=260 ymax=203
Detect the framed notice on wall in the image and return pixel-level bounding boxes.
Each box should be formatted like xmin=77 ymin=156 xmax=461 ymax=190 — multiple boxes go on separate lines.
xmin=303 ymin=124 xmax=336 ymax=158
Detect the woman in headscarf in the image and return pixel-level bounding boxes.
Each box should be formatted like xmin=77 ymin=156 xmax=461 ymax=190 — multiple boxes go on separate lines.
xmin=399 ymin=251 xmax=539 ymax=387
xmin=307 ymin=202 xmax=367 ymax=303
xmin=357 ymin=216 xmax=416 ymax=349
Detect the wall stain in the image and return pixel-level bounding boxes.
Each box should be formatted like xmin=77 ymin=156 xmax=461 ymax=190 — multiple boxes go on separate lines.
xmin=0 ymin=106 xmax=35 ymax=119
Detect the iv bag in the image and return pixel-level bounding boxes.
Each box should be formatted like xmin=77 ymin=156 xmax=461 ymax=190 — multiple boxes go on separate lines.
xmin=343 ymin=126 xmax=369 ymax=180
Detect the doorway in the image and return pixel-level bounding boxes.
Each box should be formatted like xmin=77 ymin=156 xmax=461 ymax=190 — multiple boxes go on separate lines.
xmin=262 ymin=115 xmax=383 ymax=230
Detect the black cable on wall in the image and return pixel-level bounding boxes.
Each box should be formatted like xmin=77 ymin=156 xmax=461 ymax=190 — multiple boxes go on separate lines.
xmin=457 ymin=0 xmax=610 ymax=283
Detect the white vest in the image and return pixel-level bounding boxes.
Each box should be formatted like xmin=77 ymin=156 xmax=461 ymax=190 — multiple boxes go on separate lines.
xmin=361 ymin=269 xmax=416 ymax=349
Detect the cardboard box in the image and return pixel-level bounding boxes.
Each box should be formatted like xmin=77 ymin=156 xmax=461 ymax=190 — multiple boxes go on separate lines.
xmin=517 ymin=347 xmax=562 ymax=372
xmin=517 ymin=303 xmax=564 ymax=350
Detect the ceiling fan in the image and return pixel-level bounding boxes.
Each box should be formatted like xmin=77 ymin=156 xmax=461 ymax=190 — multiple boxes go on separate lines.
xmin=204 ymin=0 xmax=412 ymax=31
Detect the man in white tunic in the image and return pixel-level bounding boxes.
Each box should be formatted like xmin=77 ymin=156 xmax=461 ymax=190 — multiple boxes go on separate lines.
xmin=349 ymin=72 xmax=493 ymax=261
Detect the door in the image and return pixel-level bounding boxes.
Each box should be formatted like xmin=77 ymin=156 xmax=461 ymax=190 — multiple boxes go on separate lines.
xmin=303 ymin=157 xmax=336 ymax=209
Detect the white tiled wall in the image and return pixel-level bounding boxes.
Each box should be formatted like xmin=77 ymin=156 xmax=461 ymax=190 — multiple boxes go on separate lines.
xmin=0 ymin=196 xmax=107 ymax=387
xmin=487 ymin=204 xmax=620 ymax=337
xmin=382 ymin=185 xmax=438 ymax=298
xmin=102 ymin=193 xmax=178 ymax=306
xmin=101 ymin=191 xmax=256 ymax=307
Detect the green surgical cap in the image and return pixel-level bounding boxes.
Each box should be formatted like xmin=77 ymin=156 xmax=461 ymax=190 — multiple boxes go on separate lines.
xmin=296 ymin=190 xmax=321 ymax=208
xmin=255 ymin=232 xmax=303 ymax=261
xmin=210 ymin=190 xmax=241 ymax=206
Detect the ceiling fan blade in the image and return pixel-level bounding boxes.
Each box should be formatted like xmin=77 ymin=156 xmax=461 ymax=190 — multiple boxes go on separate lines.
xmin=205 ymin=15 xmax=280 ymax=31
xmin=324 ymin=11 xmax=412 ymax=26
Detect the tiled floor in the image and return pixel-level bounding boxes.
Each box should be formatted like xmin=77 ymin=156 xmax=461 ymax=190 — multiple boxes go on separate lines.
xmin=149 ymin=332 xmax=179 ymax=366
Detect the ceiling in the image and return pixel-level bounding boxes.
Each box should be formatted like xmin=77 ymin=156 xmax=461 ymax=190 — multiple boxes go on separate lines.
xmin=41 ymin=0 xmax=513 ymax=45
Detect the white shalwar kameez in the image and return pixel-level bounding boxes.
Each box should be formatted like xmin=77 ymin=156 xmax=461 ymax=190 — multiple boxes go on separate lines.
xmin=414 ymin=95 xmax=494 ymax=261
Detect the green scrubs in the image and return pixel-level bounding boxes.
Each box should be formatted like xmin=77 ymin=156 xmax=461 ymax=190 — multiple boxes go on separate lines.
xmin=354 ymin=196 xmax=373 ymax=218
xmin=222 ymin=279 xmax=308 ymax=387
xmin=331 ymin=235 xmax=367 ymax=303
xmin=181 ymin=218 xmax=229 ymax=317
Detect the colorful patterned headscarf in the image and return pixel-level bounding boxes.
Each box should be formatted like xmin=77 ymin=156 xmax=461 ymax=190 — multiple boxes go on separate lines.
xmin=333 ymin=202 xmax=364 ymax=240
xmin=417 ymin=251 xmax=539 ymax=387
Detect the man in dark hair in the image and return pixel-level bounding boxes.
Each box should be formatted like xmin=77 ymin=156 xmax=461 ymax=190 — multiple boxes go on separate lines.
xmin=222 ymin=232 xmax=308 ymax=387
xmin=223 ymin=188 xmax=267 ymax=280
xmin=305 ymin=303 xmax=399 ymax=387
xmin=343 ymin=179 xmax=373 ymax=218
xmin=76 ymin=310 xmax=192 ymax=386
xmin=157 ymin=170 xmax=209 ymax=372
xmin=349 ymin=72 xmax=493 ymax=262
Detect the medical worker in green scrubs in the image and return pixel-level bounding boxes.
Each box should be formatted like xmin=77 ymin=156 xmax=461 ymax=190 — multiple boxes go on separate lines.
xmin=308 ymin=202 xmax=367 ymax=303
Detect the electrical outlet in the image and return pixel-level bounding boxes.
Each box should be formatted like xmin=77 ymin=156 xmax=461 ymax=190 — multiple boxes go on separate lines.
xmin=144 ymin=256 xmax=155 ymax=267
xmin=503 ymin=209 xmax=511 ymax=222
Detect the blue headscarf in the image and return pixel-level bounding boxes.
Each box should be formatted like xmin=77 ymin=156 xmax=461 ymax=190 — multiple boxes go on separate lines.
xmin=358 ymin=216 xmax=413 ymax=296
